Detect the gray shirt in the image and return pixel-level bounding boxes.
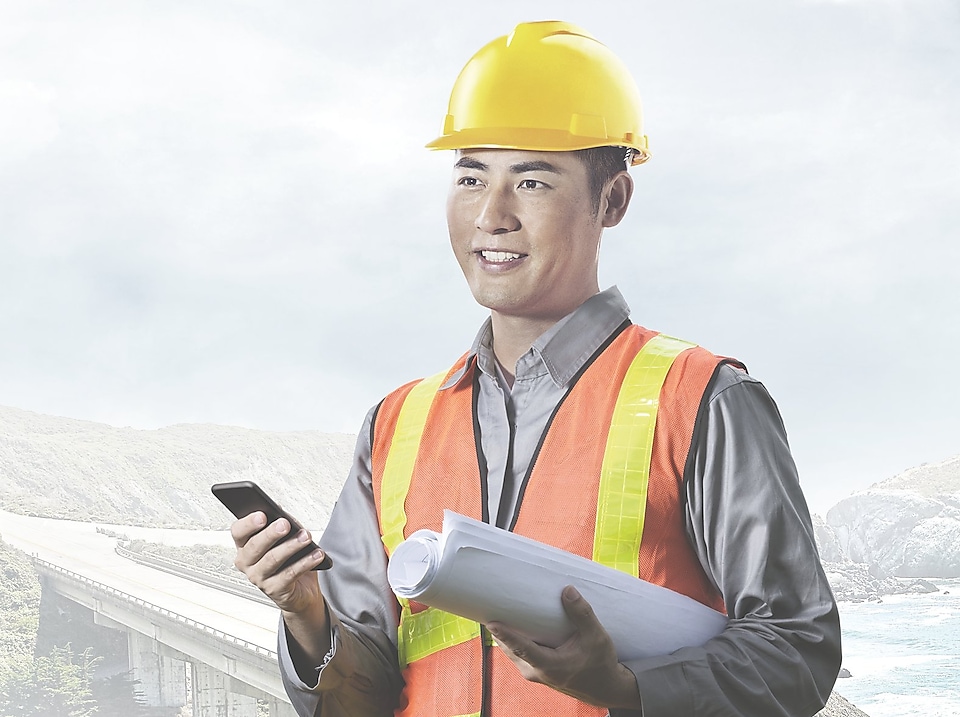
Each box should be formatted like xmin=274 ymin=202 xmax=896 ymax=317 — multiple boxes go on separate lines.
xmin=278 ymin=287 xmax=841 ymax=717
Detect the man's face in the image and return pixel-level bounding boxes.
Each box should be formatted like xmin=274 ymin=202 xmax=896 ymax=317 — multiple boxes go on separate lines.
xmin=446 ymin=148 xmax=605 ymax=323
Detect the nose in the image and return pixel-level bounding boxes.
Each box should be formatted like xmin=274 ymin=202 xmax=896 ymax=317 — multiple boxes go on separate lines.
xmin=476 ymin=187 xmax=521 ymax=235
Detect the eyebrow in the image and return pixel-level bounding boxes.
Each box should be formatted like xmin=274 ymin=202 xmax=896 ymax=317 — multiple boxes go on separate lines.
xmin=453 ymin=156 xmax=563 ymax=175
xmin=510 ymin=160 xmax=562 ymax=175
xmin=454 ymin=156 xmax=488 ymax=171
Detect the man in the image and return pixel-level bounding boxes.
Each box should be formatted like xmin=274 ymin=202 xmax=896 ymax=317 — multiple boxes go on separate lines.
xmin=232 ymin=21 xmax=841 ymax=716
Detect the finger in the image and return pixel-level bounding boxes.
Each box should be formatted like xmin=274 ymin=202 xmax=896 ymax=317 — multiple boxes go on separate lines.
xmin=268 ymin=528 xmax=322 ymax=572
xmin=257 ymin=522 xmax=314 ymax=570
xmin=236 ymin=517 xmax=294 ymax=575
xmin=262 ymin=564 xmax=327 ymax=623
xmin=265 ymin=549 xmax=325 ymax=588
xmin=230 ymin=511 xmax=268 ymax=547
xmin=487 ymin=623 xmax=547 ymax=670
xmin=561 ymin=585 xmax=603 ymax=631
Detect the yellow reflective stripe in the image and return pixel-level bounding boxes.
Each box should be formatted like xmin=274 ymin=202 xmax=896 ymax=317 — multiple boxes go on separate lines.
xmin=398 ymin=603 xmax=481 ymax=666
xmin=379 ymin=366 xmax=481 ymax=669
xmin=380 ymin=369 xmax=449 ymax=555
xmin=593 ymin=334 xmax=695 ymax=574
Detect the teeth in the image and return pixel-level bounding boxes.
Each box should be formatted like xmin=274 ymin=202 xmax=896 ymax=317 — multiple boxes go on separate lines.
xmin=481 ymin=250 xmax=523 ymax=263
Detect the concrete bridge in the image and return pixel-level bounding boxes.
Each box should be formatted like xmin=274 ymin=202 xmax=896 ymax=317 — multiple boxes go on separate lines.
xmin=0 ymin=510 xmax=300 ymax=717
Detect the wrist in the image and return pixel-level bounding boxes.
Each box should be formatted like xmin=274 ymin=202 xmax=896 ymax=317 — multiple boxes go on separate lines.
xmin=607 ymin=662 xmax=642 ymax=710
xmin=282 ymin=598 xmax=331 ymax=668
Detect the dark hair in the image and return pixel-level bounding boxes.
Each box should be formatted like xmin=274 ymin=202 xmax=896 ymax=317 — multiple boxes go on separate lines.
xmin=574 ymin=146 xmax=631 ymax=214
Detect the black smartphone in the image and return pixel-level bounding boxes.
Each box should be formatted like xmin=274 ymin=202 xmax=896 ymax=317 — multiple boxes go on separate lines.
xmin=211 ymin=480 xmax=332 ymax=570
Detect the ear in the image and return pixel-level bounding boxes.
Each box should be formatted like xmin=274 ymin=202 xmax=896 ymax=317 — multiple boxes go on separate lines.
xmin=600 ymin=171 xmax=634 ymax=228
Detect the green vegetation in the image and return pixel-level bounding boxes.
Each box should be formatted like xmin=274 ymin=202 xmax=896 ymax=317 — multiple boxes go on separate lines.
xmin=0 ymin=644 xmax=98 ymax=717
xmin=0 ymin=538 xmax=98 ymax=716
xmin=0 ymin=539 xmax=150 ymax=717
xmin=0 ymin=538 xmax=40 ymax=663
xmin=123 ymin=539 xmax=237 ymax=576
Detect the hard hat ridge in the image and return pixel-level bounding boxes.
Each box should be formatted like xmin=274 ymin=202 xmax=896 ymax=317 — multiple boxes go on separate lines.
xmin=426 ymin=21 xmax=650 ymax=165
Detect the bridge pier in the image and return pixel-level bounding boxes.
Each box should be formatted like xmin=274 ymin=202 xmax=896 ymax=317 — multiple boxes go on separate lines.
xmin=192 ymin=662 xmax=259 ymax=717
xmin=127 ymin=630 xmax=298 ymax=716
xmin=265 ymin=695 xmax=299 ymax=717
xmin=127 ymin=630 xmax=189 ymax=711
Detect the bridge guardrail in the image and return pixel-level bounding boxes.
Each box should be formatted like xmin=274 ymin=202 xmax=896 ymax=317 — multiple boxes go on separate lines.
xmin=31 ymin=556 xmax=278 ymax=662
xmin=113 ymin=543 xmax=274 ymax=606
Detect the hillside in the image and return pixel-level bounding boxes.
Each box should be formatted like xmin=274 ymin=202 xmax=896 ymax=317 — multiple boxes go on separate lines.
xmin=0 ymin=405 xmax=355 ymax=529
xmin=3 ymin=401 xmax=956 ymax=582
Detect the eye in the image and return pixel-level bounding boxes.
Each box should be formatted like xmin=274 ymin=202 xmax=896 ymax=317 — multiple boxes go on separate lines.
xmin=518 ymin=179 xmax=545 ymax=190
xmin=457 ymin=176 xmax=481 ymax=187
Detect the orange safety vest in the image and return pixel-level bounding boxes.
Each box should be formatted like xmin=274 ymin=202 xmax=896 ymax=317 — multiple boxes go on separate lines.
xmin=371 ymin=324 xmax=732 ymax=717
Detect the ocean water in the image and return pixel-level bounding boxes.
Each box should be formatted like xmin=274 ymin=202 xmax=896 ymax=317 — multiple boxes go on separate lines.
xmin=835 ymin=578 xmax=960 ymax=717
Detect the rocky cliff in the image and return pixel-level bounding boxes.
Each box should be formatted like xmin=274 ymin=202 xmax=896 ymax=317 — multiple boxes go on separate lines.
xmin=817 ymin=692 xmax=871 ymax=717
xmin=825 ymin=455 xmax=960 ymax=578
xmin=814 ymin=514 xmax=939 ymax=601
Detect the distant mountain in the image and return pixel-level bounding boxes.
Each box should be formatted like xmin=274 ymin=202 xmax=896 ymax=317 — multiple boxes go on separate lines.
xmin=3 ymin=399 xmax=956 ymax=586
xmin=825 ymin=454 xmax=960 ymax=578
xmin=0 ymin=405 xmax=356 ymax=529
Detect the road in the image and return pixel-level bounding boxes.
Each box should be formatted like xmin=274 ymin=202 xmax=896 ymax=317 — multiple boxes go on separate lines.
xmin=0 ymin=509 xmax=280 ymax=651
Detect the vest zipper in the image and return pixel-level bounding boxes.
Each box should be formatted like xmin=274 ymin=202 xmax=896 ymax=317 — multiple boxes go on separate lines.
xmin=507 ymin=319 xmax=633 ymax=532
xmin=472 ymin=365 xmax=491 ymax=526
xmin=472 ymin=358 xmax=492 ymax=717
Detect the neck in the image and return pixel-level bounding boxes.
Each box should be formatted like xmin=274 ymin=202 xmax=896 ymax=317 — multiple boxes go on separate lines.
xmin=489 ymin=295 xmax=598 ymax=381
xmin=489 ymin=314 xmax=558 ymax=383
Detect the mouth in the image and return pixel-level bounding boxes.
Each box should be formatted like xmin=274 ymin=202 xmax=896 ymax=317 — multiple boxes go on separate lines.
xmin=476 ymin=249 xmax=527 ymax=264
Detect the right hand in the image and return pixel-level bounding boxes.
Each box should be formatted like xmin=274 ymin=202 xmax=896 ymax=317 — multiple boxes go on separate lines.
xmin=231 ymin=511 xmax=327 ymax=615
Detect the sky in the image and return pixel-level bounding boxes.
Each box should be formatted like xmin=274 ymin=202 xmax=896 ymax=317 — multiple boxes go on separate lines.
xmin=0 ymin=0 xmax=957 ymax=514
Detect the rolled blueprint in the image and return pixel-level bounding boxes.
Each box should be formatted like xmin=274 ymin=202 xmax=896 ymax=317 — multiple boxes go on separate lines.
xmin=387 ymin=511 xmax=727 ymax=661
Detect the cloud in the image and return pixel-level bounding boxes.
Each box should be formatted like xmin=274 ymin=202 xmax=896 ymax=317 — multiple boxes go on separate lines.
xmin=0 ymin=79 xmax=60 ymax=162
xmin=0 ymin=1 xmax=957 ymax=513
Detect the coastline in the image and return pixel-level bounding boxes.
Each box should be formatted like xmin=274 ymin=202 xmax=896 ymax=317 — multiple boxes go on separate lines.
xmin=833 ymin=578 xmax=960 ymax=717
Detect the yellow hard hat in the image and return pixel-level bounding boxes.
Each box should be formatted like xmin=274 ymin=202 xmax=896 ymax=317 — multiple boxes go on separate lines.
xmin=426 ymin=21 xmax=649 ymax=165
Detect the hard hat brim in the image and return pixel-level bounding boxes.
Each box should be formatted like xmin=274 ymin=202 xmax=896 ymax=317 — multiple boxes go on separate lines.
xmin=425 ymin=127 xmax=650 ymax=165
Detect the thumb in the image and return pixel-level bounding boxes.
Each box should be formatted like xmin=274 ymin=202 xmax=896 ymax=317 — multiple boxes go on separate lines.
xmin=561 ymin=585 xmax=600 ymax=627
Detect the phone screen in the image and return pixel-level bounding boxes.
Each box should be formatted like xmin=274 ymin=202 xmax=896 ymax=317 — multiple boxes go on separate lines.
xmin=212 ymin=480 xmax=332 ymax=570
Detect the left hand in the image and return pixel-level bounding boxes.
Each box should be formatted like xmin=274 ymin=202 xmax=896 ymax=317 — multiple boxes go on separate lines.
xmin=486 ymin=585 xmax=642 ymax=709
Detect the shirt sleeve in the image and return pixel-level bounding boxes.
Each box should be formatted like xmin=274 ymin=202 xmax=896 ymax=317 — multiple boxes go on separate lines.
xmin=277 ymin=405 xmax=405 ymax=717
xmin=622 ymin=365 xmax=841 ymax=717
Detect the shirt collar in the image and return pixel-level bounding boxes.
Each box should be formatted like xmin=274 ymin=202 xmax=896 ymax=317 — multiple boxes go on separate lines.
xmin=441 ymin=286 xmax=631 ymax=390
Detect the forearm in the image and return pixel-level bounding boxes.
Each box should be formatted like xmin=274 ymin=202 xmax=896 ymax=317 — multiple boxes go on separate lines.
xmin=626 ymin=605 xmax=839 ymax=716
xmin=279 ymin=611 xmax=402 ymax=717
xmin=276 ymin=406 xmax=404 ymax=716
xmin=282 ymin=599 xmax=332 ymax=683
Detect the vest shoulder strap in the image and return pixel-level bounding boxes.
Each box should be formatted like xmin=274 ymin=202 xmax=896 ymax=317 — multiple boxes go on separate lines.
xmin=595 ymin=333 xmax=695 ymax=573
xmin=380 ymin=367 xmax=455 ymax=555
